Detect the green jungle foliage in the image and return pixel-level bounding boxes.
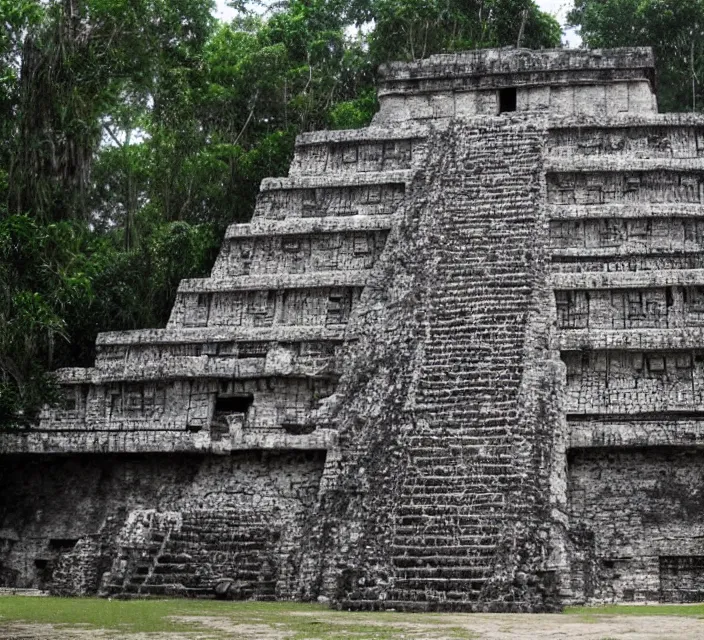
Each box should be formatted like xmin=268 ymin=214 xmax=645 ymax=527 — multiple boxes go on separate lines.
xmin=0 ymin=0 xmax=595 ymax=425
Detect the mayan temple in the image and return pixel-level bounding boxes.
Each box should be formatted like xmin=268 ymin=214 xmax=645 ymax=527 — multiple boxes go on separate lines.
xmin=4 ymin=45 xmax=704 ymax=610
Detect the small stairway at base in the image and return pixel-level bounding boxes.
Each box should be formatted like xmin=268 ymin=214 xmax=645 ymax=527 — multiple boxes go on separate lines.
xmin=104 ymin=510 xmax=279 ymax=598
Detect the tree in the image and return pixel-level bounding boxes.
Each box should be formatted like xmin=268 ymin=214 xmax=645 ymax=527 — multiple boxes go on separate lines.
xmin=568 ymin=0 xmax=704 ymax=113
xmin=355 ymin=0 xmax=561 ymax=64
xmin=0 ymin=0 xmax=217 ymax=423
xmin=0 ymin=215 xmax=92 ymax=423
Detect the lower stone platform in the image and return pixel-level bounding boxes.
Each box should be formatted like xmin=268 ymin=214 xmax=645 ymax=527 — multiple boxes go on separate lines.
xmin=567 ymin=447 xmax=704 ymax=603
xmin=0 ymin=452 xmax=324 ymax=597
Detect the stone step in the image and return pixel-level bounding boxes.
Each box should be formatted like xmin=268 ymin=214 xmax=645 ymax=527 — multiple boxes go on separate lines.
xmin=408 ymin=449 xmax=514 ymax=458
xmin=545 ymin=155 xmax=704 ymax=174
xmin=406 ymin=441 xmax=510 ymax=452
xmin=165 ymin=545 xmax=269 ymax=555
xmin=408 ymin=430 xmax=513 ymax=441
xmin=396 ymin=502 xmax=505 ymax=513
xmin=387 ymin=589 xmax=484 ymax=601
xmin=392 ymin=577 xmax=490 ymax=591
xmin=407 ymin=446 xmax=512 ymax=455
xmin=393 ymin=551 xmax=498 ymax=566
xmin=224 ymin=215 xmax=394 ymax=239
xmin=341 ymin=598 xmax=531 ymax=613
xmin=394 ymin=564 xmax=495 ymax=577
xmin=153 ymin=563 xmax=261 ymax=576
xmin=259 ymin=171 xmax=413 ymax=193
xmin=393 ymin=539 xmax=498 ymax=552
xmin=172 ymin=526 xmax=269 ymax=537
xmin=0 ymin=588 xmax=48 ymax=597
xmin=290 ymin=132 xmax=426 ymax=176
xmin=132 ymin=584 xmax=195 ymax=596
xmin=394 ymin=524 xmax=502 ymax=536
xmin=398 ymin=489 xmax=509 ymax=499
xmin=176 ymin=270 xmax=370 ymax=295
xmin=141 ymin=574 xmax=209 ymax=587
xmin=407 ymin=432 xmax=512 ymax=442
xmin=396 ymin=488 xmax=506 ymax=498
xmin=396 ymin=516 xmax=505 ymax=529
xmin=547 ymin=202 xmax=704 ymax=220
xmin=397 ymin=469 xmax=517 ymax=480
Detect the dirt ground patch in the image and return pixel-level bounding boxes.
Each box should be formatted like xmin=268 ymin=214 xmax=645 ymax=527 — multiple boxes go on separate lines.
xmin=198 ymin=610 xmax=704 ymax=640
xmin=2 ymin=598 xmax=704 ymax=639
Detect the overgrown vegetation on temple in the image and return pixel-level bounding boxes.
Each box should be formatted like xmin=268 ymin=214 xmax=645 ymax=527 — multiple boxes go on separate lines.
xmin=0 ymin=0 xmax=699 ymax=423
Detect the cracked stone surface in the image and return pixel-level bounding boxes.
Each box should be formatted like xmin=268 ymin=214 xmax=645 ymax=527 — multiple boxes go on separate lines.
xmin=3 ymin=46 xmax=704 ymax=610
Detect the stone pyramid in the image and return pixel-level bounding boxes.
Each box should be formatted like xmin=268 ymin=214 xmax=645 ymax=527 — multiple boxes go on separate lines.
xmin=4 ymin=46 xmax=704 ymax=610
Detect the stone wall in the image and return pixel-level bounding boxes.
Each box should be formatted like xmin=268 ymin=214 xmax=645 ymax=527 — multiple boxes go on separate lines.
xmin=6 ymin=46 xmax=704 ymax=609
xmin=568 ymin=448 xmax=704 ymax=603
xmin=0 ymin=452 xmax=324 ymax=597
xmin=374 ymin=49 xmax=657 ymax=123
xmin=545 ymin=109 xmax=704 ymax=602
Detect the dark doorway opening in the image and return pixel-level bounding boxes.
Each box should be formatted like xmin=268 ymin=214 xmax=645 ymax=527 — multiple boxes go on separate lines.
xmin=215 ymin=394 xmax=254 ymax=414
xmin=49 ymin=538 xmax=78 ymax=551
xmin=499 ymin=87 xmax=517 ymax=113
xmin=211 ymin=394 xmax=255 ymax=440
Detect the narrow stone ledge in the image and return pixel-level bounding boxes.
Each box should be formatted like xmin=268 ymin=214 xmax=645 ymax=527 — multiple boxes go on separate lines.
xmin=177 ymin=270 xmax=370 ymax=293
xmin=225 ymin=215 xmax=394 ymax=239
xmin=568 ymin=417 xmax=704 ymax=449
xmin=378 ymin=47 xmax=654 ymax=88
xmin=546 ymin=156 xmax=704 ymax=173
xmin=230 ymin=429 xmax=336 ymax=451
xmin=0 ymin=429 xmax=336 ymax=455
xmin=259 ymin=170 xmax=412 ymax=191
xmin=552 ymin=268 xmax=704 ymax=290
xmin=556 ymin=328 xmax=704 ymax=351
xmin=548 ymin=204 xmax=704 ymax=221
xmin=92 ymin=357 xmax=341 ymax=383
xmin=548 ymin=113 xmax=704 ymax=130
xmin=96 ymin=326 xmax=348 ymax=346
xmin=54 ymin=367 xmax=95 ymax=384
xmin=294 ymin=126 xmax=429 ymax=147
xmin=552 ymin=246 xmax=704 ymax=259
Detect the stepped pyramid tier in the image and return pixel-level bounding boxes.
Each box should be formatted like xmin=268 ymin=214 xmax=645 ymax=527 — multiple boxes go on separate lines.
xmin=4 ymin=46 xmax=704 ymax=609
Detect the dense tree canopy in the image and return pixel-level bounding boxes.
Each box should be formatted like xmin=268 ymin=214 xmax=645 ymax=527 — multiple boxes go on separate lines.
xmin=0 ymin=0 xmax=563 ymax=424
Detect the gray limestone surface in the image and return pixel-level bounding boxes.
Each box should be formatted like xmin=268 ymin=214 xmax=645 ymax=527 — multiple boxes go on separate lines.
xmin=2 ymin=46 xmax=703 ymax=610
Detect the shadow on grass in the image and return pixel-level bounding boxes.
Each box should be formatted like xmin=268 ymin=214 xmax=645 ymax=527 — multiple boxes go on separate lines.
xmin=566 ymin=603 xmax=704 ymax=619
xmin=0 ymin=597 xmax=478 ymax=639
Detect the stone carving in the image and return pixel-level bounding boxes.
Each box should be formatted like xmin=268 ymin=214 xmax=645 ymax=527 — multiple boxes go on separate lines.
xmin=3 ymin=46 xmax=704 ymax=609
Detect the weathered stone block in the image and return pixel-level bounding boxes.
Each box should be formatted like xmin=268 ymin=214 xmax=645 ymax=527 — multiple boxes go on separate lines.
xmin=4 ymin=45 xmax=704 ymax=610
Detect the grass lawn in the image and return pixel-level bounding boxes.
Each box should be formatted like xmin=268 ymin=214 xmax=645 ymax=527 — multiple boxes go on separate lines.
xmin=566 ymin=603 xmax=704 ymax=617
xmin=0 ymin=597 xmax=476 ymax=639
xmin=1 ymin=597 xmax=704 ymax=639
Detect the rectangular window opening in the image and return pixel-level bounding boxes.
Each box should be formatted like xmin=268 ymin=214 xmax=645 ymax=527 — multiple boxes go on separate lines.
xmin=214 ymin=394 xmax=254 ymax=414
xmin=49 ymin=538 xmax=78 ymax=551
xmin=499 ymin=87 xmax=517 ymax=113
xmin=61 ymin=389 xmax=77 ymax=412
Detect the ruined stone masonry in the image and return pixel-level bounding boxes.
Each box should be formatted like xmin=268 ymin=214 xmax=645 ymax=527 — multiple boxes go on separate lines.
xmin=3 ymin=46 xmax=704 ymax=610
